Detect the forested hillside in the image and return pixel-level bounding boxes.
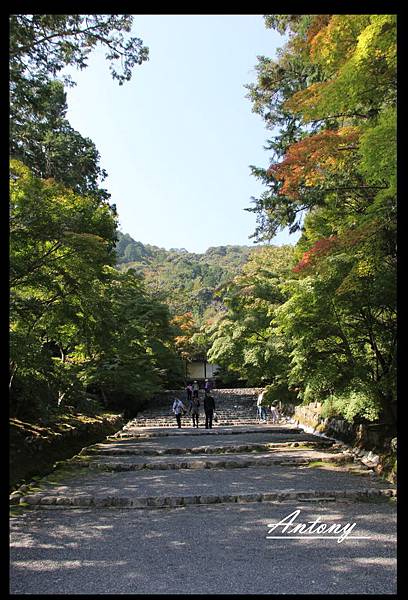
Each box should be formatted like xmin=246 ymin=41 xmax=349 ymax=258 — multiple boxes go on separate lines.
xmin=115 ymin=231 xmax=253 ymax=319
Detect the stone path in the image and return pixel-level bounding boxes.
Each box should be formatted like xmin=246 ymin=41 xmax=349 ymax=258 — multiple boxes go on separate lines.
xmin=9 ymin=389 xmax=397 ymax=594
xmin=10 ymin=503 xmax=397 ymax=595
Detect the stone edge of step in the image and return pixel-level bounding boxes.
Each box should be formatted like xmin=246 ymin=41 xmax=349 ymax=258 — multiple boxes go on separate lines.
xmin=85 ymin=453 xmax=351 ymax=472
xmin=85 ymin=441 xmax=334 ymax=457
xmin=12 ymin=488 xmax=397 ymax=508
xmin=112 ymin=427 xmax=306 ymax=438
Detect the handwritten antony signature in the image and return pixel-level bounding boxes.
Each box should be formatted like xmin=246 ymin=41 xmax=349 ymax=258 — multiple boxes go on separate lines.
xmin=266 ymin=509 xmax=370 ymax=543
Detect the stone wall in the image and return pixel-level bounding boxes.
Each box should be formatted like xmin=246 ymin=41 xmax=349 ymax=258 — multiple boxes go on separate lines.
xmin=290 ymin=401 xmax=395 ymax=450
xmin=283 ymin=401 xmax=397 ymax=483
xmin=10 ymin=414 xmax=124 ymax=490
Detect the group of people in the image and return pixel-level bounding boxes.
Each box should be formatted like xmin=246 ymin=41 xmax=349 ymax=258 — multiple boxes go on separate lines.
xmin=256 ymin=389 xmax=280 ymax=424
xmin=172 ymin=379 xmax=215 ymax=429
xmin=172 ymin=383 xmax=280 ymax=429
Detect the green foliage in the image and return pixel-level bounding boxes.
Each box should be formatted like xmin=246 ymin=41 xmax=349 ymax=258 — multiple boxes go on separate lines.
xmin=246 ymin=15 xmax=396 ymax=242
xmin=10 ymin=80 xmax=109 ymax=199
xmin=9 ymin=17 xmax=186 ymax=421
xmin=237 ymin=14 xmax=397 ymax=428
xmin=263 ymin=382 xmax=298 ymax=406
xmin=78 ymin=268 xmax=184 ymax=414
xmin=10 ymin=15 xmax=149 ymax=204
xmin=207 ymin=245 xmax=296 ymax=386
xmin=357 ymin=107 xmax=396 ymax=195
xmin=10 ymin=15 xmax=149 ymax=87
xmin=10 ymin=160 xmax=117 ymax=412
xmin=321 ymin=384 xmax=381 ymax=423
xmin=9 ymin=166 xmax=184 ymax=417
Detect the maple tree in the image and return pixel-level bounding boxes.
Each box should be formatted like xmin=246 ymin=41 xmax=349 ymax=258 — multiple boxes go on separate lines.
xmin=231 ymin=14 xmax=397 ymax=424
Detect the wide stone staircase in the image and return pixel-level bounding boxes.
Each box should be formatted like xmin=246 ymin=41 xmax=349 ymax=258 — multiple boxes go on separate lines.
xmin=10 ymin=389 xmax=396 ymax=509
xmin=121 ymin=388 xmax=265 ymax=430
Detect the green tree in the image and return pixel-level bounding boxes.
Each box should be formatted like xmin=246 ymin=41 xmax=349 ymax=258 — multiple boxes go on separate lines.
xmin=242 ymin=15 xmax=396 ymax=427
xmin=81 ymin=269 xmax=185 ymax=416
xmin=246 ymin=15 xmax=396 ymax=241
xmin=10 ymin=79 xmax=110 ymax=199
xmin=10 ymin=160 xmax=117 ymax=415
xmin=207 ymin=245 xmax=295 ymax=386
xmin=10 ymin=15 xmax=149 ymax=201
xmin=10 ymin=14 xmax=148 ymax=88
xmin=10 ymin=162 xmax=184 ymax=418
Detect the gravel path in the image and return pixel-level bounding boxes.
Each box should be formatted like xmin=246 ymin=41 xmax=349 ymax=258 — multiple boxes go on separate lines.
xmin=10 ymin=502 xmax=397 ymax=594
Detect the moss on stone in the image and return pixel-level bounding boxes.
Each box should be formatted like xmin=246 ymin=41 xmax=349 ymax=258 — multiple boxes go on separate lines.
xmin=10 ymin=411 xmax=124 ymax=490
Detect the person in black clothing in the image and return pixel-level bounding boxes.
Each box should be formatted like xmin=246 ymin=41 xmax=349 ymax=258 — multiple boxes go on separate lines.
xmin=186 ymin=383 xmax=193 ymax=402
xmin=204 ymin=391 xmax=215 ymax=429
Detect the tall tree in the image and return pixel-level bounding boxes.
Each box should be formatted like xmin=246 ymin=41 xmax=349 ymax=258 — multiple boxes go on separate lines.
xmin=10 ymin=15 xmax=148 ymax=201
xmin=245 ymin=14 xmax=396 ymax=241
xmin=242 ymin=14 xmax=396 ymax=425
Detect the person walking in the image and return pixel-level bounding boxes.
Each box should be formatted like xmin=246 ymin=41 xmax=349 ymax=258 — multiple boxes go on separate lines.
xmin=172 ymin=397 xmax=186 ymax=429
xmin=257 ymin=390 xmax=267 ymax=423
xmin=189 ymin=394 xmax=200 ymax=428
xmin=192 ymin=380 xmax=200 ymax=399
xmin=204 ymin=378 xmax=212 ymax=394
xmin=204 ymin=390 xmax=216 ymax=429
xmin=186 ymin=383 xmax=193 ymax=403
xmin=270 ymin=403 xmax=279 ymax=424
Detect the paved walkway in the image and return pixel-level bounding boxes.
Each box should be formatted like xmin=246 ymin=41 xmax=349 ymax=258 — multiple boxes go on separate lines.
xmin=10 ymin=419 xmax=397 ymax=594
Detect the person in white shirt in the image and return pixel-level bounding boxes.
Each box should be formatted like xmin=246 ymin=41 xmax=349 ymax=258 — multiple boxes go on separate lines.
xmin=257 ymin=390 xmax=267 ymax=422
xmin=172 ymin=397 xmax=186 ymax=428
xmin=192 ymin=380 xmax=199 ymax=398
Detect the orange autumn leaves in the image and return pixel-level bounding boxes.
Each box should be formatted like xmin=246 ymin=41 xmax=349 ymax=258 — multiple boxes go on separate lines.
xmin=293 ymin=219 xmax=381 ymax=274
xmin=259 ymin=15 xmax=395 ymax=276
xmin=267 ymin=126 xmax=360 ymax=200
xmin=293 ymin=236 xmax=339 ymax=273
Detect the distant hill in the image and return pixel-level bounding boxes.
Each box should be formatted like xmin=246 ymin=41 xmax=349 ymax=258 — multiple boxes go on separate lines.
xmin=114 ymin=231 xmax=254 ymax=320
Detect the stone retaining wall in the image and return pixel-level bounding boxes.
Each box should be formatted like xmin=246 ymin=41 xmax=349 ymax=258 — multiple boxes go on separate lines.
xmin=10 ymin=414 xmax=124 ymax=490
xmin=291 ymin=402 xmax=395 ymax=449
xmin=282 ymin=402 xmax=397 ymax=483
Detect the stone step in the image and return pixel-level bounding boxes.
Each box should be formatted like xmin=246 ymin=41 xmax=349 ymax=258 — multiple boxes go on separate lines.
xmin=10 ymin=418 xmax=396 ymax=514
xmin=134 ymin=414 xmax=259 ymax=420
xmin=124 ymin=422 xmax=280 ymax=429
xmin=14 ymin=457 xmax=396 ymax=508
xmin=84 ymin=450 xmax=352 ymax=472
xmin=84 ymin=441 xmax=334 ymax=458
xmin=15 ymin=488 xmax=396 ymax=509
xmin=95 ymin=429 xmax=331 ymax=452
xmin=133 ymin=417 xmax=261 ymax=422
xmin=117 ymin=426 xmax=302 ymax=437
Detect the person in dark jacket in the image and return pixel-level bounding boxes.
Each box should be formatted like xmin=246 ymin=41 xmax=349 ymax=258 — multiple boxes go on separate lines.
xmin=186 ymin=383 xmax=193 ymax=403
xmin=189 ymin=394 xmax=200 ymax=428
xmin=203 ymin=391 xmax=216 ymax=429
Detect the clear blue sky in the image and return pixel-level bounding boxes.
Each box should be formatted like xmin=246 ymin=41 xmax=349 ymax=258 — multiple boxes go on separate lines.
xmin=66 ymin=14 xmax=300 ymax=253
